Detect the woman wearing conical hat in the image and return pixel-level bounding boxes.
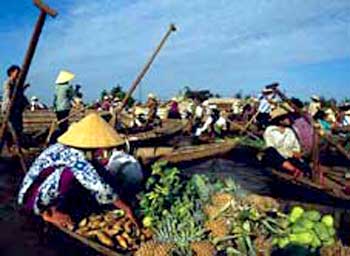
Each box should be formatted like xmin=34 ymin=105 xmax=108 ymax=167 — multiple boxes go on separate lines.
xmin=262 ymin=105 xmax=312 ymax=179
xmin=18 ymin=113 xmax=142 ymax=229
xmin=53 ymin=70 xmax=75 ymax=135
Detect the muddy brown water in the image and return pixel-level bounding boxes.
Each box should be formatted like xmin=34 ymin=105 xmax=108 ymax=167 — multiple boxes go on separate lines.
xmin=1 ymin=148 xmax=350 ymax=255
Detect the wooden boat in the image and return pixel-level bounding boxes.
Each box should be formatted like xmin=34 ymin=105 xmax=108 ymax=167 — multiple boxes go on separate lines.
xmin=124 ymin=119 xmax=186 ymax=143
xmin=136 ymin=138 xmax=240 ymax=166
xmin=52 ymin=223 xmax=124 ymax=256
xmin=268 ymin=165 xmax=350 ymax=201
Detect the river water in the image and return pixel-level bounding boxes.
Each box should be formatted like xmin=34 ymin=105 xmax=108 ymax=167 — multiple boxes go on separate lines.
xmin=1 ymin=148 xmax=350 ymax=255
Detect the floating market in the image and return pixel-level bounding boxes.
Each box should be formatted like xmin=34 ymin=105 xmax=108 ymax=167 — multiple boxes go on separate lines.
xmin=1 ymin=1 xmax=350 ymax=256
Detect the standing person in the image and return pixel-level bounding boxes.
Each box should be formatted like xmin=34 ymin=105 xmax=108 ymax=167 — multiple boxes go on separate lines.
xmin=2 ymin=65 xmax=29 ymax=145
xmin=256 ymin=88 xmax=276 ymax=129
xmin=53 ymin=70 xmax=75 ymax=135
xmin=308 ymin=96 xmax=321 ymax=117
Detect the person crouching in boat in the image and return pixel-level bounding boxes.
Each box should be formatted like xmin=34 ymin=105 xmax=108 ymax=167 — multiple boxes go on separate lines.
xmin=18 ymin=113 xmax=141 ymax=229
xmin=262 ymin=105 xmax=312 ymax=178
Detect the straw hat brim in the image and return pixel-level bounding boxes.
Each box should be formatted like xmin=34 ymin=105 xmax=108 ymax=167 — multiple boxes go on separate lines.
xmin=270 ymin=107 xmax=289 ymax=120
xmin=58 ymin=112 xmax=124 ymax=149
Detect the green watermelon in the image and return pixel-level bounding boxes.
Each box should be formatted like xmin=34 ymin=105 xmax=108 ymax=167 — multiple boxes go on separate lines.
xmin=304 ymin=210 xmax=321 ymax=222
xmin=321 ymin=215 xmax=334 ymax=228
xmin=289 ymin=206 xmax=305 ymax=223
xmin=313 ymin=222 xmax=330 ymax=241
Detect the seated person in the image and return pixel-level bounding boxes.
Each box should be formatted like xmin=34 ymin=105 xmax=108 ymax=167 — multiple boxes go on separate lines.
xmin=214 ymin=110 xmax=228 ymax=137
xmin=167 ymin=98 xmax=181 ymax=119
xmin=262 ymin=107 xmax=312 ymax=178
xmin=18 ymin=113 xmax=142 ymax=229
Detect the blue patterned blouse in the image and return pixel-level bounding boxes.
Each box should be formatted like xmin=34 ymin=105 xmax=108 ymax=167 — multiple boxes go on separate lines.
xmin=18 ymin=143 xmax=118 ymax=215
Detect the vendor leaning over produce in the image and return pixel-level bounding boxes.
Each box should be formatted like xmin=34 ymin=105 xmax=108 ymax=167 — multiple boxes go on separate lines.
xmin=262 ymin=105 xmax=312 ymax=178
xmin=18 ymin=113 xmax=142 ymax=229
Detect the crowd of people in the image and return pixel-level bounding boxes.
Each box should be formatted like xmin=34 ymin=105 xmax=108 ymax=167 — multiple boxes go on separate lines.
xmin=3 ymin=64 xmax=350 ymax=226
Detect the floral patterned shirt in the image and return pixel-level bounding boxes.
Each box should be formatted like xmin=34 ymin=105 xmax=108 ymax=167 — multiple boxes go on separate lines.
xmin=18 ymin=143 xmax=117 ymax=215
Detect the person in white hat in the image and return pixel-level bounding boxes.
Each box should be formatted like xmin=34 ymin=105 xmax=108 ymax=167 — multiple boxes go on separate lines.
xmin=195 ymin=104 xmax=220 ymax=137
xmin=30 ymin=96 xmax=46 ymax=111
xmin=256 ymin=88 xmax=277 ymax=129
xmin=53 ymin=70 xmax=75 ymax=134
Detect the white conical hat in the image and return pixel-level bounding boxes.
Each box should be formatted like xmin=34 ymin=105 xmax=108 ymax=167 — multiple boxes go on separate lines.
xmin=311 ymin=95 xmax=320 ymax=102
xmin=55 ymin=70 xmax=75 ymax=84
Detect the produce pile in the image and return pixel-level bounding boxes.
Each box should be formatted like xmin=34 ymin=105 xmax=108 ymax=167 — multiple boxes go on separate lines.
xmin=72 ymin=161 xmax=342 ymax=256
xmin=273 ymin=206 xmax=336 ymax=251
xmin=74 ymin=209 xmax=152 ymax=253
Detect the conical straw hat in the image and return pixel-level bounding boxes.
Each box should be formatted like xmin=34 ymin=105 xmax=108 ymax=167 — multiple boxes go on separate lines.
xmin=270 ymin=107 xmax=290 ymax=120
xmin=58 ymin=112 xmax=124 ymax=149
xmin=55 ymin=70 xmax=75 ymax=84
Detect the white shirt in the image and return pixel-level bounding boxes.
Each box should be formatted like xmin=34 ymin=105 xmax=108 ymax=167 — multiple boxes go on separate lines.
xmin=343 ymin=116 xmax=350 ymax=126
xmin=215 ymin=116 xmax=227 ymax=130
xmin=264 ymin=125 xmax=301 ymax=158
xmin=258 ymin=97 xmax=273 ymax=113
xmin=195 ymin=105 xmax=204 ymax=118
xmin=195 ymin=116 xmax=213 ymax=136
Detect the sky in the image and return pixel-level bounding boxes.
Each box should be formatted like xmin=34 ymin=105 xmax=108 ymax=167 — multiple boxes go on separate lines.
xmin=0 ymin=0 xmax=349 ymax=104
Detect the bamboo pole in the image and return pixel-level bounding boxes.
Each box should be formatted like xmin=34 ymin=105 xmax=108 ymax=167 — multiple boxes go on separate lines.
xmin=110 ymin=24 xmax=177 ymax=128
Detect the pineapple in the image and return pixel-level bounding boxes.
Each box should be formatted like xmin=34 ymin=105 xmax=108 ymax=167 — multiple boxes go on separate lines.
xmin=203 ymin=205 xmax=218 ymax=219
xmin=205 ymin=218 xmax=229 ymax=238
xmin=135 ymin=240 xmax=157 ymax=256
xmin=244 ymin=194 xmax=279 ymax=212
xmin=135 ymin=241 xmax=174 ymax=256
xmin=191 ymin=241 xmax=216 ymax=256
xmin=154 ymin=243 xmax=175 ymax=256
xmin=211 ymin=192 xmax=234 ymax=208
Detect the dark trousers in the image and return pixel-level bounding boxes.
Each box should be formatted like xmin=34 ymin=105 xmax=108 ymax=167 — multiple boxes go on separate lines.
xmin=55 ymin=110 xmax=70 ymax=135
xmin=256 ymin=113 xmax=270 ymax=129
xmin=262 ymin=147 xmax=312 ymax=176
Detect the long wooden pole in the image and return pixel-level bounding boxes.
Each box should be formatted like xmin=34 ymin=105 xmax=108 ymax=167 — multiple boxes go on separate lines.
xmin=110 ymin=24 xmax=177 ymax=127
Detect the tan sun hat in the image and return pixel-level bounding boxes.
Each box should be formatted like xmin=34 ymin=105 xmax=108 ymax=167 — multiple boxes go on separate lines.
xmin=58 ymin=112 xmax=124 ymax=149
xmin=55 ymin=70 xmax=75 ymax=84
xmin=270 ymin=108 xmax=288 ymax=120
xmin=270 ymin=103 xmax=293 ymax=120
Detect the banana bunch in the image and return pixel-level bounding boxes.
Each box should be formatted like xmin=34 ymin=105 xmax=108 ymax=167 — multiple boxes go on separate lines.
xmin=75 ymin=210 xmax=153 ymax=252
xmin=273 ymin=206 xmax=336 ymax=250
